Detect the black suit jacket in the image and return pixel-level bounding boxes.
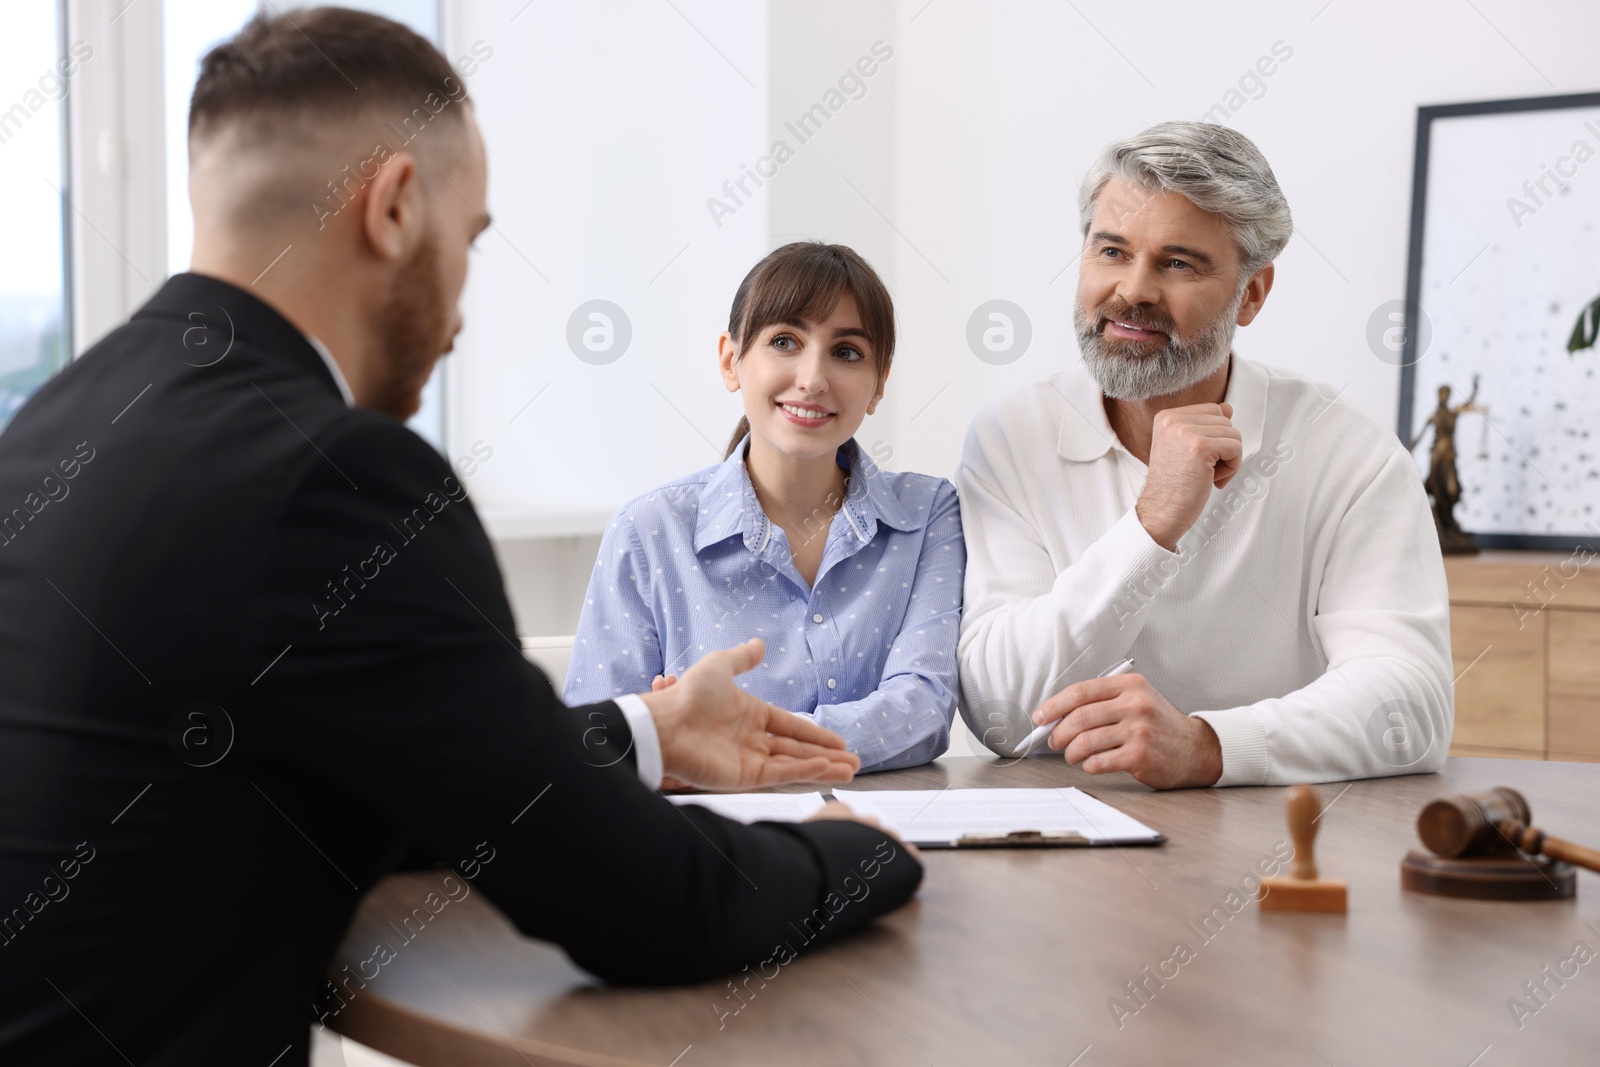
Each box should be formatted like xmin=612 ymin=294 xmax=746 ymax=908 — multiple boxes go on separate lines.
xmin=0 ymin=273 xmax=919 ymax=1065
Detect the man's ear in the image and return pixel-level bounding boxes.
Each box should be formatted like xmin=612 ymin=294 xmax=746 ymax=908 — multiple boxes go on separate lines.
xmin=361 ymin=150 xmax=421 ymax=262
xmin=1236 ymin=262 xmax=1274 ymax=327
xmin=718 ymin=332 xmax=742 ymax=393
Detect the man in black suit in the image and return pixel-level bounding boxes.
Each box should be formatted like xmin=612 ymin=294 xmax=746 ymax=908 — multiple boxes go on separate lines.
xmin=0 ymin=9 xmax=919 ymax=1064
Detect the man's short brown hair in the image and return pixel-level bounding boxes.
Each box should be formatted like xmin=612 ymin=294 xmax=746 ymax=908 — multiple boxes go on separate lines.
xmin=189 ymin=6 xmax=466 ymax=140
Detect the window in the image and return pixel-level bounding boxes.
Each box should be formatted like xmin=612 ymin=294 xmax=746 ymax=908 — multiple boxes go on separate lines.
xmin=0 ymin=1 xmax=71 ymax=432
xmin=163 ymin=0 xmax=260 ymax=280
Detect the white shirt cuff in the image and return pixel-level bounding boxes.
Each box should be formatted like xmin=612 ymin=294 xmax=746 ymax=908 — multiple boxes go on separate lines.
xmin=614 ymin=693 xmax=663 ymax=790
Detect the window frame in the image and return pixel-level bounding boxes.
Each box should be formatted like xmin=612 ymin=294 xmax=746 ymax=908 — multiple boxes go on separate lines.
xmin=63 ymin=0 xmax=167 ymax=357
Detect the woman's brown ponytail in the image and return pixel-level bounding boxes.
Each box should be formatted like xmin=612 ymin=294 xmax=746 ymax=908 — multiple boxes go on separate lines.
xmin=724 ymin=416 xmax=752 ymax=458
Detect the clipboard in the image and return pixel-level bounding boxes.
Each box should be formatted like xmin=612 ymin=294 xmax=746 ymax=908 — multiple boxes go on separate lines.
xmin=926 ymin=828 xmax=1166 ymax=849
xmin=831 ymin=788 xmax=1166 ymax=849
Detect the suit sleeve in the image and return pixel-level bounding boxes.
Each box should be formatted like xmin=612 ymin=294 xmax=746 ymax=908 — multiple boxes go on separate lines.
xmin=241 ymin=418 xmax=920 ymax=984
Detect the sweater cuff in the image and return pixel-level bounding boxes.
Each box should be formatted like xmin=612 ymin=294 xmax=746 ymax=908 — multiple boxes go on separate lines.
xmin=1065 ymin=507 xmax=1182 ymax=624
xmin=1191 ymin=708 xmax=1268 ymax=787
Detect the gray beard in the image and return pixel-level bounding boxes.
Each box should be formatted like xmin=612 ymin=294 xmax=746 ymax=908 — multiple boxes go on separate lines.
xmin=1075 ymin=291 xmax=1242 ymax=401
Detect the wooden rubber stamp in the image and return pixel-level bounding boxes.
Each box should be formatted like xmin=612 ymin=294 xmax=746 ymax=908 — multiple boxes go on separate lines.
xmin=1257 ymin=784 xmax=1348 ymax=913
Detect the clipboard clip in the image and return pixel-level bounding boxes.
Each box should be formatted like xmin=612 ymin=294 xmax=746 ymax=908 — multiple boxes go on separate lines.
xmin=952 ymin=829 xmax=1091 ymax=848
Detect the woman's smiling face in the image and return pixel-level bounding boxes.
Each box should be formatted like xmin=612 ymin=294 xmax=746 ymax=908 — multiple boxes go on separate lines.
xmin=720 ymin=290 xmax=885 ymax=462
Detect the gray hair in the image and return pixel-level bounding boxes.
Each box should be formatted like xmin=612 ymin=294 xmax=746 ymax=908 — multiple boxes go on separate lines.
xmin=1077 ymin=121 xmax=1292 ymax=278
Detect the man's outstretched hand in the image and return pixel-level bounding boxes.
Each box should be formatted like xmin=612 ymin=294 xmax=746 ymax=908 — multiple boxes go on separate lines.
xmin=638 ymin=638 xmax=861 ymax=790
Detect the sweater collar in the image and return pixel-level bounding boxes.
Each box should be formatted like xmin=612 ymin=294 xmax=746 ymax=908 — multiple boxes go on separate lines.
xmin=1054 ymin=355 xmax=1267 ymax=463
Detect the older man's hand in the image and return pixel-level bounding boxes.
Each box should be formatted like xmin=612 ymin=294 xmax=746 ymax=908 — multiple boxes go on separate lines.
xmin=1135 ymin=402 xmax=1242 ymax=551
xmin=638 ymin=638 xmax=861 ymax=790
xmin=1031 ymin=672 xmax=1223 ymax=789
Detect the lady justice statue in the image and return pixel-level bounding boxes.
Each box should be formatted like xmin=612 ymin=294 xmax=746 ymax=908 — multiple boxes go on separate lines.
xmin=1408 ymin=374 xmax=1485 ymax=555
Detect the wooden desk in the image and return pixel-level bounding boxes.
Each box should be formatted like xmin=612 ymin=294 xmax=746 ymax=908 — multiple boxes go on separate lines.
xmin=329 ymin=757 xmax=1600 ymax=1066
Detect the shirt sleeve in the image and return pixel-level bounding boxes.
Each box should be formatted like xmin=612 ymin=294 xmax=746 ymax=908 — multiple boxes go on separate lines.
xmin=613 ymin=693 xmax=663 ymax=789
xmin=807 ymin=482 xmax=966 ymax=772
xmin=564 ymin=510 xmax=665 ymax=704
xmin=954 ymin=423 xmax=1179 ymax=756
xmin=1191 ymin=447 xmax=1454 ymax=785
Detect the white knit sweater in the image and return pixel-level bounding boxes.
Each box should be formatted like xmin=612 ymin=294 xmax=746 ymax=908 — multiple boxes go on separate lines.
xmin=955 ymin=356 xmax=1453 ymax=786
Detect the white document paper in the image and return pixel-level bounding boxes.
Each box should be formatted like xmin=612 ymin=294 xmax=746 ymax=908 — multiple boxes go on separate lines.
xmin=830 ymin=788 xmax=1163 ymax=847
xmin=668 ymin=792 xmax=828 ymax=824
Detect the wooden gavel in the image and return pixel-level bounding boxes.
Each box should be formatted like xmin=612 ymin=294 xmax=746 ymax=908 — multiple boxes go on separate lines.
xmin=1418 ymin=787 xmax=1600 ymax=874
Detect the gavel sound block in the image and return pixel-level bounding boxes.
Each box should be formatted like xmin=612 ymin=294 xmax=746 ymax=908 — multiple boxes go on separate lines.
xmin=1401 ymin=786 xmax=1600 ymax=901
xmin=1257 ymin=784 xmax=1348 ymax=913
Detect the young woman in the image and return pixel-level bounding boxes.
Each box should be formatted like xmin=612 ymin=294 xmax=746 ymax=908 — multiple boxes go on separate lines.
xmin=564 ymin=242 xmax=964 ymax=772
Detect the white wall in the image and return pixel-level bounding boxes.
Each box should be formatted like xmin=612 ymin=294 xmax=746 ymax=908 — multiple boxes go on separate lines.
xmin=763 ymin=1 xmax=902 ymax=461
xmin=450 ymin=0 xmax=1600 ymax=635
xmin=446 ymin=0 xmax=773 ymax=633
xmin=447 ymin=0 xmax=769 ymax=520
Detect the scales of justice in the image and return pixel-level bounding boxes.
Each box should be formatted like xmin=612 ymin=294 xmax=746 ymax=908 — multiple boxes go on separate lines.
xmin=1408 ymin=374 xmax=1489 ymax=555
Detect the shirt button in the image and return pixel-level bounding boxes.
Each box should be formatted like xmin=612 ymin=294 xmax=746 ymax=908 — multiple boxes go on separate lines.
xmin=812 ymin=613 xmax=824 ymax=623
xmin=827 ymin=678 xmax=836 ymax=689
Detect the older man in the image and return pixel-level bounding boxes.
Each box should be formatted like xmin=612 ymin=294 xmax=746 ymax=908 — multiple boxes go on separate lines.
xmin=957 ymin=121 xmax=1452 ymax=788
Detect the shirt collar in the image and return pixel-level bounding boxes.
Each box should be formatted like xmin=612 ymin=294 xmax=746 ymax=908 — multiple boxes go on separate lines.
xmin=693 ymin=434 xmax=922 ymax=554
xmin=843 ymin=437 xmax=921 ymax=540
xmin=306 ymin=335 xmax=355 ymax=407
xmin=1055 ymin=354 xmax=1266 ymax=463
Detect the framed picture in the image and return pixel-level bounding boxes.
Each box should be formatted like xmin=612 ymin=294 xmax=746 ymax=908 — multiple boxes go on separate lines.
xmin=1397 ymin=91 xmax=1600 ymax=551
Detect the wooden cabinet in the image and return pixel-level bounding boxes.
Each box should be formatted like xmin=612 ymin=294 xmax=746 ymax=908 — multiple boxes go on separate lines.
xmin=1445 ymin=551 xmax=1600 ymax=761
xmin=1448 ymin=603 xmax=1545 ymax=757
xmin=1548 ymin=612 xmax=1600 ymax=760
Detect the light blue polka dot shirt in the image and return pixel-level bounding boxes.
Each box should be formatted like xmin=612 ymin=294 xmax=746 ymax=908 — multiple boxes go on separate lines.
xmin=564 ymin=436 xmax=966 ymax=772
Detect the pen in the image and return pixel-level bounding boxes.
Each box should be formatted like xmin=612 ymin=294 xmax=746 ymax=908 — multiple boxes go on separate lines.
xmin=1011 ymin=658 xmax=1136 ymax=758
